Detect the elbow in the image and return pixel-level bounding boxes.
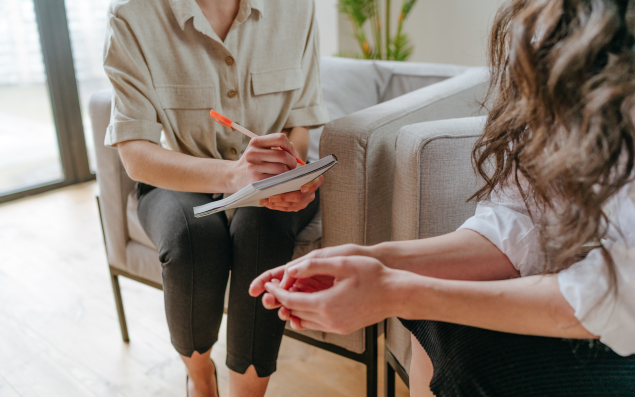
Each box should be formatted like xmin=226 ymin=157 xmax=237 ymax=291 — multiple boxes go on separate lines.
xmin=116 ymin=141 xmax=146 ymax=183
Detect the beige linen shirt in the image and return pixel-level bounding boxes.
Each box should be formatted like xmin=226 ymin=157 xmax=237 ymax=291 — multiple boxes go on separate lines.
xmin=104 ymin=0 xmax=328 ymax=161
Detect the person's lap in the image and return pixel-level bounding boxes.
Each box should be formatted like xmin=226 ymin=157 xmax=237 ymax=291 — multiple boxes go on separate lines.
xmin=401 ymin=319 xmax=635 ymax=397
xmin=137 ymin=185 xmax=319 ymax=376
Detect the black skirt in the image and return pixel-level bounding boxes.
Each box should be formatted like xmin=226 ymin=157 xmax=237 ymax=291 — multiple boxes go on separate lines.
xmin=400 ymin=319 xmax=635 ymax=397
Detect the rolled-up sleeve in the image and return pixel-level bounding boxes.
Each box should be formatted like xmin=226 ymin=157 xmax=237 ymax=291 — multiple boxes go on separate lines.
xmin=558 ymin=230 xmax=635 ymax=356
xmin=458 ymin=186 xmax=543 ymax=276
xmin=284 ymin=1 xmax=329 ymax=129
xmin=103 ymin=5 xmax=163 ymax=147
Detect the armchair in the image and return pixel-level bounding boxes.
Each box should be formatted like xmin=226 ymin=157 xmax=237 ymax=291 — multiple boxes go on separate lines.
xmin=90 ymin=57 xmax=488 ymax=397
xmin=385 ymin=116 xmax=488 ymax=396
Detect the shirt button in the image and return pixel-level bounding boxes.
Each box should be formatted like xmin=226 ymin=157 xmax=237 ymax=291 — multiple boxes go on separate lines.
xmin=231 ymin=148 xmax=238 ymax=156
xmin=225 ymin=56 xmax=234 ymax=66
xmin=227 ymin=90 xmax=237 ymax=98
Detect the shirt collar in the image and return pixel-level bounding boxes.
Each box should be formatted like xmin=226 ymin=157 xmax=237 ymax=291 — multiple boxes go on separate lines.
xmin=169 ymin=0 xmax=264 ymax=31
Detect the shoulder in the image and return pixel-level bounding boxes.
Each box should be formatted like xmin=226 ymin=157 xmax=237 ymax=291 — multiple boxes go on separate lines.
xmin=108 ymin=0 xmax=168 ymax=20
xmin=265 ymin=0 xmax=314 ymax=22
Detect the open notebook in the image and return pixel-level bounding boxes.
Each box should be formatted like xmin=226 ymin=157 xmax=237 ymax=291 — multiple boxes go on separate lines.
xmin=193 ymin=154 xmax=338 ymax=218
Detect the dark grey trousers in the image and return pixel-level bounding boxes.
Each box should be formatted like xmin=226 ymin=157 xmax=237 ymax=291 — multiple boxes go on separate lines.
xmin=137 ymin=185 xmax=319 ymax=377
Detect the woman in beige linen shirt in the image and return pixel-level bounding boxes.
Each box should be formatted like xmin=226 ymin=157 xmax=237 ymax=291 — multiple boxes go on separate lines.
xmin=103 ymin=0 xmax=328 ymax=396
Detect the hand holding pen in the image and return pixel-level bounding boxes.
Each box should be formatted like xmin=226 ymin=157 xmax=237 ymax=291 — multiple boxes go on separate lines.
xmin=210 ymin=110 xmax=322 ymax=209
xmin=210 ymin=110 xmax=306 ymax=166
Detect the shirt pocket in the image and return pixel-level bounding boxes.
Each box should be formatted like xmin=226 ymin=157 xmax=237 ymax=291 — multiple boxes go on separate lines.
xmin=155 ymin=84 xmax=215 ymax=109
xmin=251 ymin=67 xmax=303 ymax=95
xmin=155 ymin=84 xmax=219 ymax=158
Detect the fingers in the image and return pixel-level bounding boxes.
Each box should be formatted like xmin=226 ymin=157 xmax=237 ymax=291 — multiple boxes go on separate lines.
xmin=262 ymin=292 xmax=282 ymax=309
xmin=259 ymin=192 xmax=315 ymax=212
xmin=244 ymin=147 xmax=297 ymax=172
xmin=264 ymin=281 xmax=316 ymax=311
xmin=279 ymin=307 xmax=327 ymax=332
xmin=250 ymin=133 xmax=299 ymax=159
xmin=287 ymin=257 xmax=353 ymax=279
xmin=301 ymin=176 xmax=324 ymax=193
xmin=289 ymin=316 xmax=330 ymax=332
xmin=249 ymin=266 xmax=286 ymax=297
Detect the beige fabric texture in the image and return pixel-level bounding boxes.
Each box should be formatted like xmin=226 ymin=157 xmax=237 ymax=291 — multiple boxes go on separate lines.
xmin=386 ymin=116 xmax=487 ymax=374
xmin=91 ymin=90 xmax=135 ymax=271
xmin=104 ymin=0 xmax=328 ymax=159
xmin=386 ymin=317 xmax=412 ymax=373
xmin=320 ymin=67 xmax=490 ymax=249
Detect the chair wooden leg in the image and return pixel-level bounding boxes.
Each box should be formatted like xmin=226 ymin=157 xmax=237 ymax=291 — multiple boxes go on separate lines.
xmin=385 ymin=344 xmax=396 ymax=397
xmin=110 ymin=271 xmax=130 ymax=342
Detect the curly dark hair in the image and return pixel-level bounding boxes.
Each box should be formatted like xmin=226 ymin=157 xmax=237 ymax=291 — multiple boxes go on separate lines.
xmin=472 ymin=0 xmax=635 ymax=285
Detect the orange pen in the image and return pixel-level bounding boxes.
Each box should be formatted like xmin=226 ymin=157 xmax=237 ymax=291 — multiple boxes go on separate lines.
xmin=210 ymin=110 xmax=306 ymax=166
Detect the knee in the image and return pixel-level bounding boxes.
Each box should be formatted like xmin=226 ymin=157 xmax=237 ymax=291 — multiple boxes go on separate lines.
xmin=230 ymin=208 xmax=294 ymax=243
xmin=157 ymin=220 xmax=193 ymax=268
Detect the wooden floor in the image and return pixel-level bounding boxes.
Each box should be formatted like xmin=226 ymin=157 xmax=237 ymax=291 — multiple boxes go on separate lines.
xmin=0 ymin=182 xmax=409 ymax=397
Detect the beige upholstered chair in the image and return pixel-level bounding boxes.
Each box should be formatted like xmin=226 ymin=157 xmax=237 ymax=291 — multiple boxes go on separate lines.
xmin=384 ymin=116 xmax=488 ymax=396
xmin=90 ymin=57 xmax=488 ymax=397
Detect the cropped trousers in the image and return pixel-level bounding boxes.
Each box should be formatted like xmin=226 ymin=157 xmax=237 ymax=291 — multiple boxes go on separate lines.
xmin=137 ymin=184 xmax=319 ymax=377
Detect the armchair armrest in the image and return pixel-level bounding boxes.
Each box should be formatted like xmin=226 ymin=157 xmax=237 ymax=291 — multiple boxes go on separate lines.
xmin=89 ymin=90 xmax=135 ymax=269
xmin=319 ymin=68 xmax=489 ymax=247
xmin=392 ymin=116 xmax=487 ymax=242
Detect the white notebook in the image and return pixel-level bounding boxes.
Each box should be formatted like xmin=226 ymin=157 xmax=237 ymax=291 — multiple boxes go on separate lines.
xmin=193 ymin=154 xmax=338 ymax=218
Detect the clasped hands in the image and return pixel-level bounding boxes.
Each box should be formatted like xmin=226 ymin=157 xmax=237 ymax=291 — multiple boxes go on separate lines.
xmin=249 ymin=244 xmax=402 ymax=334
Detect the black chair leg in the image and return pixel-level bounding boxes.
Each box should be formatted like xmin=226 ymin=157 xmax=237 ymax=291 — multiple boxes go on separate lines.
xmin=385 ymin=345 xmax=396 ymax=397
xmin=365 ymin=324 xmax=378 ymax=397
xmin=110 ymin=270 xmax=130 ymax=342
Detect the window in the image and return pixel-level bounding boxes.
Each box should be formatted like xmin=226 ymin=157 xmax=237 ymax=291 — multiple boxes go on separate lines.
xmin=0 ymin=0 xmax=96 ymax=203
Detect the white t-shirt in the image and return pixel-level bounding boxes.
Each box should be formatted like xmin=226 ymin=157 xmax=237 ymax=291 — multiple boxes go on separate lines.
xmin=459 ymin=181 xmax=635 ymax=356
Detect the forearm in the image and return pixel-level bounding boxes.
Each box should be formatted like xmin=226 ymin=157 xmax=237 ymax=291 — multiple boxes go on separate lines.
xmin=372 ymin=229 xmax=519 ymax=281
xmin=117 ymin=140 xmax=237 ymax=193
xmin=390 ymin=272 xmax=596 ymax=339
xmin=285 ymin=126 xmax=309 ymax=161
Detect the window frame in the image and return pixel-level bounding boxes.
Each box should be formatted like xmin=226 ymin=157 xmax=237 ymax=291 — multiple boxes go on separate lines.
xmin=0 ymin=0 xmax=95 ymax=204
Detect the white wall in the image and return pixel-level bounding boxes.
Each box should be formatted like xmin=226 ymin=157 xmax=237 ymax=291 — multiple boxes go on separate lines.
xmin=315 ymin=0 xmax=339 ymax=57
xmin=339 ymin=0 xmax=504 ymax=66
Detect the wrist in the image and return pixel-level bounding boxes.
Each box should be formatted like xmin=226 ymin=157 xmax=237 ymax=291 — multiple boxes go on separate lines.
xmin=370 ymin=242 xmax=398 ymax=269
xmin=382 ymin=268 xmax=415 ymax=319
xmin=218 ymin=159 xmax=241 ymax=193
xmin=383 ymin=269 xmax=438 ymax=320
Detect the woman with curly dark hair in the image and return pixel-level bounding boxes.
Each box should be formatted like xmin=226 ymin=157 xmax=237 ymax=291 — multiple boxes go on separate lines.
xmin=252 ymin=0 xmax=635 ymax=395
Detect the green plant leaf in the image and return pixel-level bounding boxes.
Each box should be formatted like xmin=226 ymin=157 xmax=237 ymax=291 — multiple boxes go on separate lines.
xmin=387 ymin=32 xmax=414 ymax=61
xmin=401 ymin=0 xmax=417 ymax=20
xmin=338 ymin=0 xmax=376 ymax=27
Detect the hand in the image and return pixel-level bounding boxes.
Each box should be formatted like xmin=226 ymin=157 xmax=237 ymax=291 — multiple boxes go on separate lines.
xmin=231 ymin=133 xmax=299 ymax=191
xmin=249 ymin=244 xmax=377 ymax=306
xmin=258 ymin=176 xmax=323 ymax=212
xmin=262 ymin=256 xmax=401 ymax=334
